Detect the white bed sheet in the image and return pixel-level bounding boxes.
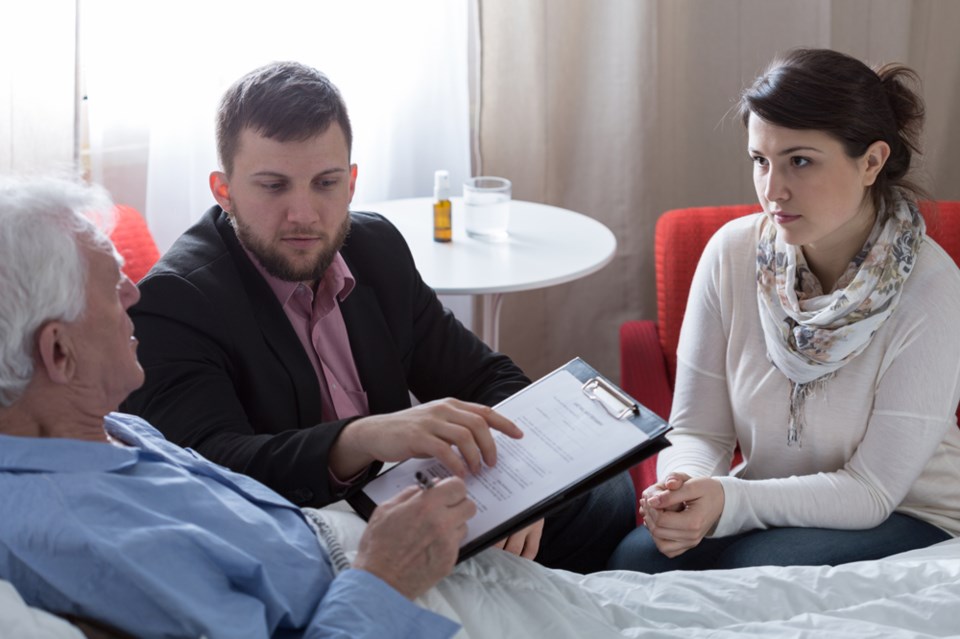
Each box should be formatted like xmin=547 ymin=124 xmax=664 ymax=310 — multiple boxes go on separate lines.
xmin=317 ymin=505 xmax=960 ymax=638
xmin=0 ymin=580 xmax=84 ymax=639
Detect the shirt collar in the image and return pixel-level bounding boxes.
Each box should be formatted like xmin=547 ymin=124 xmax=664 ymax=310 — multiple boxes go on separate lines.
xmin=240 ymin=243 xmax=356 ymax=306
xmin=0 ymin=428 xmax=139 ymax=474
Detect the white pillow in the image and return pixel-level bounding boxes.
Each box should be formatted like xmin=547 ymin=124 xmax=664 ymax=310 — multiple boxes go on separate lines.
xmin=0 ymin=580 xmax=84 ymax=639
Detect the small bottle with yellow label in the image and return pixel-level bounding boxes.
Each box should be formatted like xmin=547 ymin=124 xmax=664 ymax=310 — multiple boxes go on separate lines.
xmin=433 ymin=169 xmax=452 ymax=242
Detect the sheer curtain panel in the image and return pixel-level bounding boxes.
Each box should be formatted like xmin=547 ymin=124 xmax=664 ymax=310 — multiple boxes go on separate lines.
xmin=477 ymin=0 xmax=960 ymax=382
xmin=80 ymin=0 xmax=472 ymax=253
xmin=0 ymin=2 xmax=76 ymax=173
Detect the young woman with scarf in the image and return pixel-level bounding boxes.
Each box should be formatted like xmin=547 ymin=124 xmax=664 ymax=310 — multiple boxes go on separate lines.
xmin=609 ymin=48 xmax=960 ymax=573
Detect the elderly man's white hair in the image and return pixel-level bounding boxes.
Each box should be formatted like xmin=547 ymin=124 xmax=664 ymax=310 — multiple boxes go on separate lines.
xmin=0 ymin=176 xmax=117 ymax=407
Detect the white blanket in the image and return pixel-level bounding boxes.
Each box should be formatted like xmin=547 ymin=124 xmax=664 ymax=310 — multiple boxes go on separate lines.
xmin=0 ymin=580 xmax=84 ymax=639
xmin=317 ymin=505 xmax=960 ymax=638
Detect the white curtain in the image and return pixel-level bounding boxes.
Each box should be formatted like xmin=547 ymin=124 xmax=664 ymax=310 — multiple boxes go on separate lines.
xmin=478 ymin=0 xmax=960 ymax=382
xmin=0 ymin=2 xmax=75 ymax=173
xmin=81 ymin=0 xmax=472 ymax=253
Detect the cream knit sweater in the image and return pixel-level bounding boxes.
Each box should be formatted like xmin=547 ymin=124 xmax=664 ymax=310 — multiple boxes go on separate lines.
xmin=659 ymin=213 xmax=960 ymax=538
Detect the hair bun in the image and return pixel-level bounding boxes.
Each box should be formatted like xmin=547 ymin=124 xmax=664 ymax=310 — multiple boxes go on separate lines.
xmin=877 ymin=64 xmax=925 ymax=140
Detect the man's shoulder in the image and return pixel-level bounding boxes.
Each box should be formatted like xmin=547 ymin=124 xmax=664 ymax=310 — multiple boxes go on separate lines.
xmin=342 ymin=209 xmax=413 ymax=271
xmin=137 ymin=206 xmax=251 ymax=306
xmin=345 ymin=210 xmax=403 ymax=246
xmin=146 ymin=206 xmax=235 ymax=281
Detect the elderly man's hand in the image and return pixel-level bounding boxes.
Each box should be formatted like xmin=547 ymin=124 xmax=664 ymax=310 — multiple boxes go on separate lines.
xmin=353 ymin=476 xmax=476 ymax=599
xmin=330 ymin=399 xmax=523 ymax=479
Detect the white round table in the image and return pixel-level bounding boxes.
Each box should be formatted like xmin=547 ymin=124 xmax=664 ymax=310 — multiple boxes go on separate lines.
xmin=354 ymin=197 xmax=617 ymax=350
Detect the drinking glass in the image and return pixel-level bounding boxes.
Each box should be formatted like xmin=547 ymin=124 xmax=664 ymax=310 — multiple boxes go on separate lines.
xmin=463 ymin=176 xmax=511 ymax=241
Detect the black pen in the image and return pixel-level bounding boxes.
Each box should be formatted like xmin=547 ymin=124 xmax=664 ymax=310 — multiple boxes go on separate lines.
xmin=415 ymin=470 xmax=433 ymax=491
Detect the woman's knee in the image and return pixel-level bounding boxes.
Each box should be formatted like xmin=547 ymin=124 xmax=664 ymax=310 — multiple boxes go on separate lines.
xmin=607 ymin=526 xmax=662 ymax=571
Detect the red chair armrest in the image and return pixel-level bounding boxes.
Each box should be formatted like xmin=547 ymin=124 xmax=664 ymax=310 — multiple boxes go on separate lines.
xmin=620 ymin=320 xmax=673 ymax=520
xmin=620 ymin=320 xmax=672 ymax=421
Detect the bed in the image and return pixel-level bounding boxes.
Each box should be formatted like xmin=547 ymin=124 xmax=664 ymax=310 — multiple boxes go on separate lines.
xmin=4 ymin=506 xmax=958 ymax=637
xmin=318 ymin=505 xmax=960 ymax=638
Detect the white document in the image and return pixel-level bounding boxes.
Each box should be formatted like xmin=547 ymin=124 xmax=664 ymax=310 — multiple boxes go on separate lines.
xmin=361 ymin=365 xmax=654 ymax=547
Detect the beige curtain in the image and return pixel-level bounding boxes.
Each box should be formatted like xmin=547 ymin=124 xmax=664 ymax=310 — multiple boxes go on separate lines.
xmin=477 ymin=0 xmax=960 ymax=383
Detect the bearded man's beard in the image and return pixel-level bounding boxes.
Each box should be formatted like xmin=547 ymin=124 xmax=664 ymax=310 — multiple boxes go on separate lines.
xmin=231 ymin=211 xmax=351 ymax=282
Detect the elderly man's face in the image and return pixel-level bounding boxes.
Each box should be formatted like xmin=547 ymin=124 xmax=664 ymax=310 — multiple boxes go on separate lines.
xmin=66 ymin=244 xmax=144 ymax=411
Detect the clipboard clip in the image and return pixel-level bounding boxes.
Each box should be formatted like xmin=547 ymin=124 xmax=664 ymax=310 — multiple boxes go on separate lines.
xmin=582 ymin=376 xmax=640 ymax=420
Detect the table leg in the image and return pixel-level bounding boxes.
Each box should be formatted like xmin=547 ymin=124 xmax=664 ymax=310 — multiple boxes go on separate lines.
xmin=479 ymin=292 xmax=505 ymax=351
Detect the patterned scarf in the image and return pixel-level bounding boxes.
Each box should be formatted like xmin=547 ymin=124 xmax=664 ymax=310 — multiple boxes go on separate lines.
xmin=756 ymin=193 xmax=925 ymax=446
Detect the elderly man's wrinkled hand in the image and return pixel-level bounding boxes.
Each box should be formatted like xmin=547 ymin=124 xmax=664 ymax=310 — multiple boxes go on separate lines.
xmin=353 ymin=476 xmax=476 ymax=599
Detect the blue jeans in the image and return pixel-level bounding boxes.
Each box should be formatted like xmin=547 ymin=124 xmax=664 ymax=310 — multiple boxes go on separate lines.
xmin=536 ymin=470 xmax=636 ymax=574
xmin=607 ymin=512 xmax=950 ymax=573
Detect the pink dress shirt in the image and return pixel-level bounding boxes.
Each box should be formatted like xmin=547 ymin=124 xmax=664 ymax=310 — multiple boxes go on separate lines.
xmin=243 ymin=247 xmax=371 ymax=488
xmin=242 ymin=246 xmax=370 ymax=422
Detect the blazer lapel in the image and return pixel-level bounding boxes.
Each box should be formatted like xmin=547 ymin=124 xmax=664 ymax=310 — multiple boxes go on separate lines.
xmin=214 ymin=211 xmax=325 ymax=424
xmin=340 ymin=284 xmax=412 ymax=415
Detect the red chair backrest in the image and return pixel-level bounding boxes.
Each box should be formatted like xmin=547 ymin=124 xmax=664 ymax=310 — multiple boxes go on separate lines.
xmin=923 ymin=201 xmax=960 ymax=264
xmin=109 ymin=205 xmax=160 ymax=284
xmin=656 ymin=204 xmax=759 ymax=386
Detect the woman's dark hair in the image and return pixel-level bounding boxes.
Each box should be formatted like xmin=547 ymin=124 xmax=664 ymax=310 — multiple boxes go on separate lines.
xmin=739 ymin=48 xmax=926 ymax=213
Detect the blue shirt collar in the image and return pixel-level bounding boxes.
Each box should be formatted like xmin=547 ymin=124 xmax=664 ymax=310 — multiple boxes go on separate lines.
xmin=0 ymin=422 xmax=140 ymax=474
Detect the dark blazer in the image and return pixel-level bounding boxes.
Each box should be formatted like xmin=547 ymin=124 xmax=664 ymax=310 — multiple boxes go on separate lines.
xmin=122 ymin=206 xmax=530 ymax=506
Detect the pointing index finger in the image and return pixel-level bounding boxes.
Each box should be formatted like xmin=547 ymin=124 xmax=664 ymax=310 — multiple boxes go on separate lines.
xmin=481 ymin=406 xmax=523 ymax=439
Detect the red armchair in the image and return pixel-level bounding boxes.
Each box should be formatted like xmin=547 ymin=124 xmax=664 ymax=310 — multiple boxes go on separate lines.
xmin=622 ymin=202 xmax=960 ymax=502
xmin=109 ymin=205 xmax=160 ymax=284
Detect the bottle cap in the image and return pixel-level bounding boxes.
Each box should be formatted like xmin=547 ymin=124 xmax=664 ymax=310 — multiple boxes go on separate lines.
xmin=434 ymin=170 xmax=450 ymax=200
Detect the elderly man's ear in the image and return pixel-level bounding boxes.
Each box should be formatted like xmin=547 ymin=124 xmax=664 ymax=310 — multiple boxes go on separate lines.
xmin=36 ymin=322 xmax=76 ymax=385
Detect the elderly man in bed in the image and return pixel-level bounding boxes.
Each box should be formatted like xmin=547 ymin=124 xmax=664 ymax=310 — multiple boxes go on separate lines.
xmin=0 ymin=176 xmax=475 ymax=638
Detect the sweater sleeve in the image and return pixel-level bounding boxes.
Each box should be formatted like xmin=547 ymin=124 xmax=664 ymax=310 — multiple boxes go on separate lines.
xmin=657 ymin=219 xmax=745 ymax=480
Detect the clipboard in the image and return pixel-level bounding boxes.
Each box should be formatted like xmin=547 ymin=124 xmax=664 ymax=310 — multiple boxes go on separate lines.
xmin=348 ymin=357 xmax=672 ymax=562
